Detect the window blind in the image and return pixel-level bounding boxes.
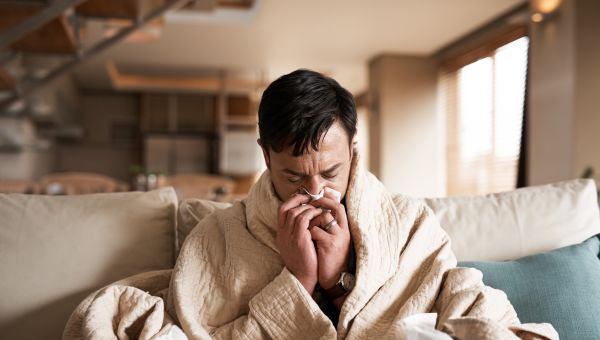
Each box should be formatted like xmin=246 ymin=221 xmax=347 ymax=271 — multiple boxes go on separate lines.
xmin=442 ymin=36 xmax=529 ymax=196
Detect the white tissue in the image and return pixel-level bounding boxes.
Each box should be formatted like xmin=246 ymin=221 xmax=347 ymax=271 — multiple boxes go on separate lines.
xmin=156 ymin=325 xmax=188 ymax=340
xmin=399 ymin=313 xmax=452 ymax=340
xmin=325 ymin=187 xmax=342 ymax=203
xmin=301 ymin=187 xmax=341 ymax=203
xmin=301 ymin=187 xmax=325 ymax=201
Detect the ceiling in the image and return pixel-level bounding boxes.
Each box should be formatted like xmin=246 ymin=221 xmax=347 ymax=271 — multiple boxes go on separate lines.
xmin=73 ymin=0 xmax=526 ymax=93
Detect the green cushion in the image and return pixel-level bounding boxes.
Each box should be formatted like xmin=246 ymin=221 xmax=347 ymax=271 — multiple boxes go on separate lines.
xmin=460 ymin=236 xmax=600 ymax=340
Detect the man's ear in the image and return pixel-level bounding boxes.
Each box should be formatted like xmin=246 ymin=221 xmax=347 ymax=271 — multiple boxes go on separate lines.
xmin=257 ymin=139 xmax=271 ymax=170
xmin=350 ymin=133 xmax=358 ymax=157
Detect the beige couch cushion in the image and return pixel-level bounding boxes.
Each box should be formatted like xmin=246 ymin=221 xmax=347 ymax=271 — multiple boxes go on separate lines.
xmin=177 ymin=180 xmax=600 ymax=263
xmin=424 ymin=179 xmax=600 ymax=261
xmin=0 ymin=188 xmax=177 ymax=340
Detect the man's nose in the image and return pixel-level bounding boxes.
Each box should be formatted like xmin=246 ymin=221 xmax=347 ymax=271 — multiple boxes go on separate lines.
xmin=305 ymin=176 xmax=324 ymax=195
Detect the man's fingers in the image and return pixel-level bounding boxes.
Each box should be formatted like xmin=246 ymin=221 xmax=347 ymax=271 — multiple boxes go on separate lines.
xmin=279 ymin=194 xmax=311 ymax=217
xmin=309 ymin=225 xmax=331 ymax=242
xmin=310 ymin=212 xmax=338 ymax=234
xmin=284 ymin=204 xmax=315 ymax=230
xmin=310 ymin=197 xmax=347 ymax=227
xmin=278 ymin=194 xmax=311 ymax=228
xmin=309 ymin=213 xmax=326 ymax=229
xmin=293 ymin=208 xmax=324 ymax=235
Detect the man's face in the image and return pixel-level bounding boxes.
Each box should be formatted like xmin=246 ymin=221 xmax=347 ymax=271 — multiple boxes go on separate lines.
xmin=259 ymin=121 xmax=354 ymax=202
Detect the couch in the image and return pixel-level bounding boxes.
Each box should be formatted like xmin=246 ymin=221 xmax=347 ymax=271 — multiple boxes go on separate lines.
xmin=1 ymin=179 xmax=598 ymax=339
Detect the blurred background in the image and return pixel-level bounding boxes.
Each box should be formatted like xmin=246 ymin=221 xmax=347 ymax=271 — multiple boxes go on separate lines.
xmin=0 ymin=0 xmax=597 ymax=200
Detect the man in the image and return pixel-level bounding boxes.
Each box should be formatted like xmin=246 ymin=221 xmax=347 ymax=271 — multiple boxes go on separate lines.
xmin=256 ymin=69 xmax=357 ymax=318
xmin=65 ymin=69 xmax=556 ymax=340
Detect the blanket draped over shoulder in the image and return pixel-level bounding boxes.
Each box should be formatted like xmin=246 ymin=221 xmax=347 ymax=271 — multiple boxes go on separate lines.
xmin=64 ymin=153 xmax=558 ymax=340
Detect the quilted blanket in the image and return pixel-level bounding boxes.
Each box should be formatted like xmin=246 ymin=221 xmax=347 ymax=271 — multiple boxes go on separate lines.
xmin=64 ymin=154 xmax=557 ymax=340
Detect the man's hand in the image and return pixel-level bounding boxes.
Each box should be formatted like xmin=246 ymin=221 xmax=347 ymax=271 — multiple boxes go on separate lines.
xmin=276 ymin=194 xmax=323 ymax=295
xmin=309 ymin=191 xmax=352 ymax=291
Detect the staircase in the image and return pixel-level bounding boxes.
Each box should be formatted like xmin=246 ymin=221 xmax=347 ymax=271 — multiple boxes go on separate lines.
xmin=0 ymin=0 xmax=254 ymax=109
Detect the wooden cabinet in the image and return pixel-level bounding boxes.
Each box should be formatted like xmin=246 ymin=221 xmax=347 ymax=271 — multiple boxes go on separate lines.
xmin=144 ymin=135 xmax=211 ymax=174
xmin=141 ymin=93 xmax=216 ymax=134
xmin=141 ymin=92 xmax=255 ymax=175
xmin=141 ymin=94 xmax=170 ymax=132
xmin=177 ymin=94 xmax=215 ymax=133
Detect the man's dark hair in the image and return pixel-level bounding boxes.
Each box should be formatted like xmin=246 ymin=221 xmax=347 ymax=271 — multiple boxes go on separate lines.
xmin=258 ymin=69 xmax=357 ymax=156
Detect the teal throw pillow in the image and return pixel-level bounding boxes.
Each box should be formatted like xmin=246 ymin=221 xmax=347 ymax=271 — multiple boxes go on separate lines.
xmin=460 ymin=236 xmax=600 ymax=340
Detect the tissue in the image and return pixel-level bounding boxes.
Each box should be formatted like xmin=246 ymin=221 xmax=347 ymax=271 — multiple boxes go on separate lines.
xmin=300 ymin=187 xmax=341 ymax=203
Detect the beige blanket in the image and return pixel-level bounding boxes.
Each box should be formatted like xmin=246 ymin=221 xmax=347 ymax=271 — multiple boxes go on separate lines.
xmin=64 ymin=154 xmax=558 ymax=340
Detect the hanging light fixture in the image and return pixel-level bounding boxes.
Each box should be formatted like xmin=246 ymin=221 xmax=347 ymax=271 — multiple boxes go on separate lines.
xmin=530 ymin=0 xmax=562 ymax=23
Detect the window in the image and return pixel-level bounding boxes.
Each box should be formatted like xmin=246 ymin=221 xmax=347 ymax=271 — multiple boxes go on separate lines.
xmin=443 ymin=35 xmax=529 ymax=196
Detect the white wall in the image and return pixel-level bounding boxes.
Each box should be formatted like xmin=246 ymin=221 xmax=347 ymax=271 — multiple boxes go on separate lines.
xmin=528 ymin=0 xmax=600 ymax=184
xmin=573 ymin=0 xmax=600 ymax=180
xmin=368 ymin=55 xmax=443 ymax=197
xmin=528 ymin=0 xmax=576 ymax=185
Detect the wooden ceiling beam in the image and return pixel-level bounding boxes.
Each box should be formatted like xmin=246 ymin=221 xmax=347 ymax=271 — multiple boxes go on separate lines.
xmin=107 ymin=62 xmax=267 ymax=93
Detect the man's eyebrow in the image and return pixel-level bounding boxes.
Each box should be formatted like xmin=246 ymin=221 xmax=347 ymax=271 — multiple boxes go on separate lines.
xmin=283 ymin=169 xmax=305 ymax=177
xmin=282 ymin=163 xmax=342 ymax=177
xmin=321 ymin=163 xmax=342 ymax=173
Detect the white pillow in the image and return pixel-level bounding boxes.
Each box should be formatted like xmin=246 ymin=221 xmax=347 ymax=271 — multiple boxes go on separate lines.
xmin=0 ymin=188 xmax=178 ymax=340
xmin=424 ymin=179 xmax=600 ymax=261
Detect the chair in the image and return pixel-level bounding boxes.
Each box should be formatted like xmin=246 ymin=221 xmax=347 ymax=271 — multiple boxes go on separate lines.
xmin=39 ymin=172 xmax=129 ymax=195
xmin=165 ymin=174 xmax=235 ymax=201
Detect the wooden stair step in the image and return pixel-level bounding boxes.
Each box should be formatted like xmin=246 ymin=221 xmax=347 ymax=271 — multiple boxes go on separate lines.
xmin=0 ymin=4 xmax=77 ymax=54
xmin=217 ymin=0 xmax=254 ymax=9
xmin=75 ymin=0 xmax=166 ymax=19
xmin=182 ymin=0 xmax=255 ymax=11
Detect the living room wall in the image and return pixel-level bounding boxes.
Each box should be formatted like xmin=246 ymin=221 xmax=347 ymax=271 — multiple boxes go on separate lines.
xmin=368 ymin=0 xmax=600 ymax=197
xmin=368 ymin=55 xmax=443 ymax=197
xmin=528 ymin=0 xmax=600 ymax=185
xmin=572 ymin=0 xmax=600 ymax=183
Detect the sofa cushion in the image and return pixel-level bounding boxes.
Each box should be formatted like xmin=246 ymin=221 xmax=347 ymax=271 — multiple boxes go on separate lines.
xmin=177 ymin=180 xmax=600 ymax=262
xmin=177 ymin=198 xmax=232 ymax=253
xmin=424 ymin=179 xmax=600 ymax=261
xmin=460 ymin=236 xmax=600 ymax=340
xmin=0 ymin=188 xmax=177 ymax=340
